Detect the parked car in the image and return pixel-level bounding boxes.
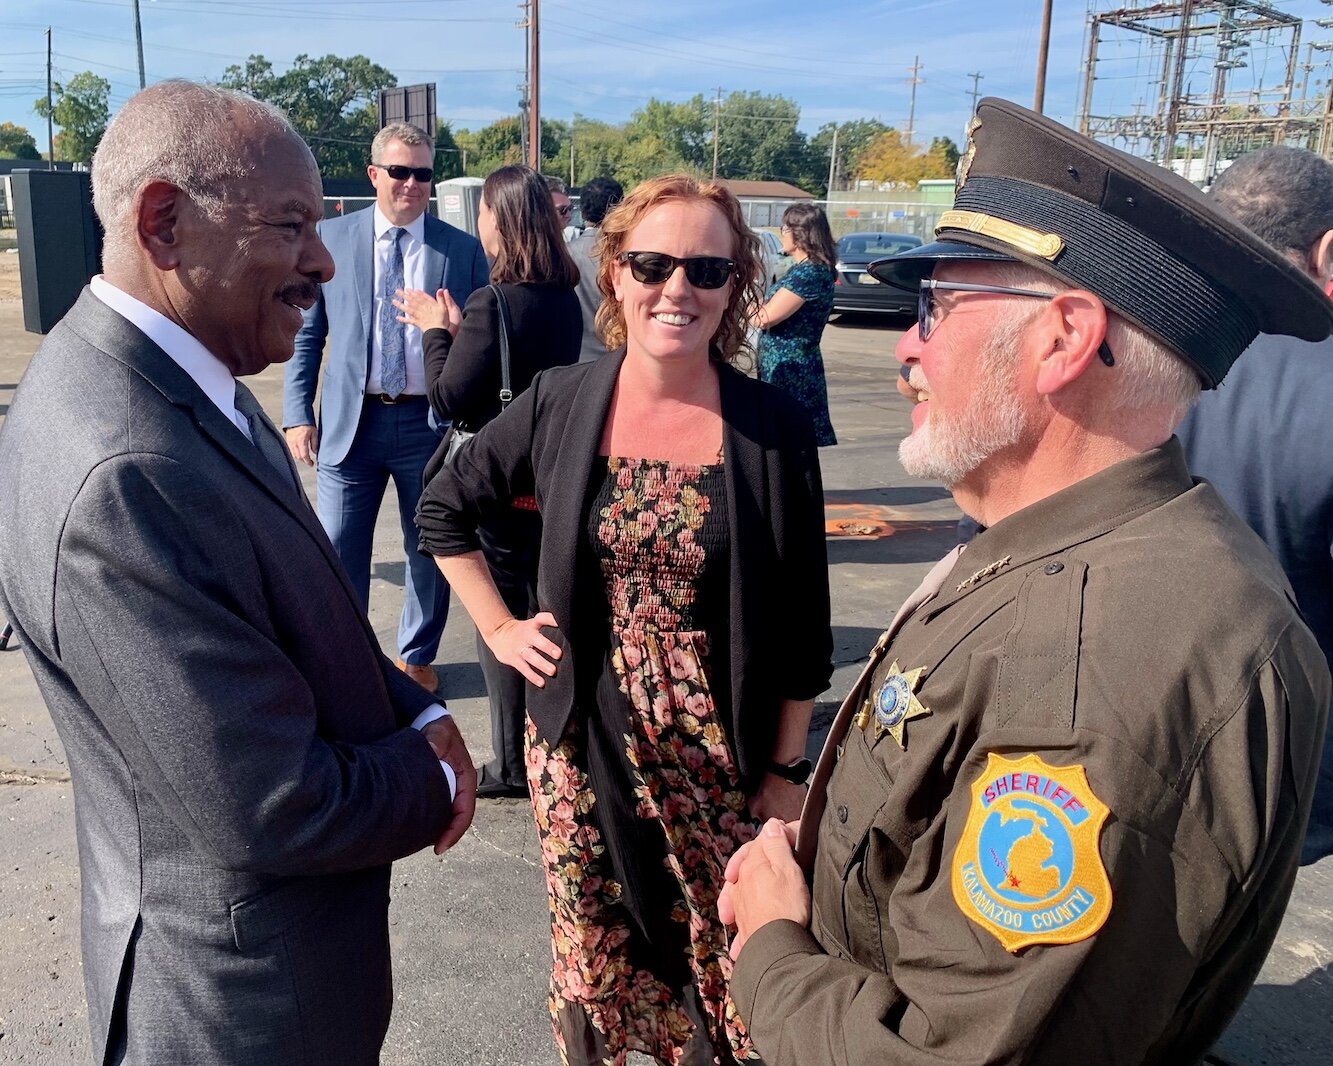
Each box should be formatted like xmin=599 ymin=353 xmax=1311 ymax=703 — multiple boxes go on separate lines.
xmin=831 ymin=231 xmax=923 ymax=316
xmin=753 ymin=228 xmax=793 ymax=288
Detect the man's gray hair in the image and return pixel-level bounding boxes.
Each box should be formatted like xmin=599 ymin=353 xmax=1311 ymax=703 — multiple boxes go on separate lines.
xmin=544 ymin=175 xmax=567 ymax=195
xmin=371 ymin=122 xmax=434 ymax=163
xmin=988 ymin=261 xmax=1201 ymax=415
xmin=92 ymin=80 xmax=299 ymax=272
xmin=1209 ymin=146 xmax=1333 ymax=261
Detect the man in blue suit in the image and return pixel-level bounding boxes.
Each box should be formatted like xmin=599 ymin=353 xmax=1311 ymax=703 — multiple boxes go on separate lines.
xmin=284 ymin=122 xmax=489 ymax=692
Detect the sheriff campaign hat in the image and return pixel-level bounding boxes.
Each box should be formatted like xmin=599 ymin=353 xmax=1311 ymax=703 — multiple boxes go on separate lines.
xmin=868 ymin=97 xmax=1333 ymax=387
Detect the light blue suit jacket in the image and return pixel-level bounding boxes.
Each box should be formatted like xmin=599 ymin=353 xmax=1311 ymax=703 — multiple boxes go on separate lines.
xmin=284 ymin=206 xmax=490 ymax=467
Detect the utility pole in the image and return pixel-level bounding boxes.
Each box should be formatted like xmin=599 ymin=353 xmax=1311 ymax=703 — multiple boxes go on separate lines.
xmin=45 ymin=27 xmax=54 ymax=169
xmin=967 ymin=72 xmax=984 ymax=118
xmin=132 ymin=0 xmax=146 ymax=89
xmin=826 ymin=125 xmax=839 ymax=194
xmin=711 ymin=87 xmax=723 ymax=179
xmin=1034 ymin=0 xmax=1053 ymax=113
xmin=528 ymin=0 xmax=541 ymax=169
xmin=905 ymin=57 xmax=923 ymax=147
xmin=569 ymin=121 xmax=575 ymax=186
xmin=518 ymin=2 xmax=529 ymax=164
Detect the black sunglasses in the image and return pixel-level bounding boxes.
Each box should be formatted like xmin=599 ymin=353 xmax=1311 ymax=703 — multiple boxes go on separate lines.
xmin=555 ymin=203 xmax=574 ymax=218
xmin=917 ymin=279 xmax=1115 ymax=366
xmin=617 ymin=251 xmax=736 ymax=290
xmin=378 ymin=164 xmax=433 ymax=183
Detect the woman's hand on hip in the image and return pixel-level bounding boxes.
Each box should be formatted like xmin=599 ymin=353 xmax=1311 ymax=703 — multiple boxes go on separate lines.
xmin=486 ymin=612 xmax=563 ymax=687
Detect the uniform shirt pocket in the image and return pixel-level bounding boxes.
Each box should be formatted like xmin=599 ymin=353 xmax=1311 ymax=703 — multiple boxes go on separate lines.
xmin=813 ymin=725 xmax=900 ymax=970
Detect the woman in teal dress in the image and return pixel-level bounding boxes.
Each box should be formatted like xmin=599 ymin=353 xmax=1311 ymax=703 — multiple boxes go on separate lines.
xmin=751 ymin=203 xmax=838 ymax=446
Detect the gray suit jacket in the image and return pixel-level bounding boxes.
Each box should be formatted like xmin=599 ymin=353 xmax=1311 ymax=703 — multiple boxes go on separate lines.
xmin=568 ymin=227 xmax=611 ymax=362
xmin=0 ymin=291 xmax=455 ymax=1065
xmin=284 ymin=207 xmax=490 ymax=466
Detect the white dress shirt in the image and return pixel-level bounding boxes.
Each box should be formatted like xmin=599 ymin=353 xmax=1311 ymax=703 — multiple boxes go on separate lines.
xmin=91 ymin=275 xmax=251 ymax=441
xmin=87 ymin=275 xmax=455 ymax=799
xmin=367 ymin=206 xmax=428 ymax=396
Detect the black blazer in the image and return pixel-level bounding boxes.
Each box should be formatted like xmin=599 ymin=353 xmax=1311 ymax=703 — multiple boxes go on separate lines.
xmin=417 ymin=350 xmax=834 ymax=783
xmin=423 ymin=280 xmax=581 ymax=431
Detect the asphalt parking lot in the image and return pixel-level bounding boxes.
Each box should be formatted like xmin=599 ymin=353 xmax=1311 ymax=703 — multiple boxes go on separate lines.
xmin=0 ymin=285 xmax=1329 ymax=1064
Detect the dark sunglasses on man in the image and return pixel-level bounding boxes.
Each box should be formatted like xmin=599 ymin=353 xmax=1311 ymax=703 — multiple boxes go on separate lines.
xmin=617 ymin=251 xmax=736 ymax=290
xmin=379 ymin=164 xmax=434 ymax=183
xmin=555 ymin=203 xmax=574 ymax=218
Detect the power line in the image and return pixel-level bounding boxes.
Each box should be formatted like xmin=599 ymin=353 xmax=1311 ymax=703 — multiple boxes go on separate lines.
xmin=547 ymin=0 xmax=900 ymax=74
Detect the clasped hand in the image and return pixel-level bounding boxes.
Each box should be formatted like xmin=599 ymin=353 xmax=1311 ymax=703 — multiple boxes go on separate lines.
xmin=421 ymin=716 xmax=478 ymax=855
xmin=718 ymin=818 xmax=812 ymax=960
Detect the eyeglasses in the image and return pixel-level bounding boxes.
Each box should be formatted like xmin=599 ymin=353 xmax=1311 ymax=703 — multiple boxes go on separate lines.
xmin=555 ymin=204 xmax=574 ymax=218
xmin=917 ymin=278 xmax=1116 ymax=366
xmin=617 ymin=251 xmax=737 ymax=290
xmin=378 ymin=164 xmax=433 ymax=183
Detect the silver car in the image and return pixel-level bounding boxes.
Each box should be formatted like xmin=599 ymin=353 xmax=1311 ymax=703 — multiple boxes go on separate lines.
xmin=753 ymin=229 xmax=793 ymax=289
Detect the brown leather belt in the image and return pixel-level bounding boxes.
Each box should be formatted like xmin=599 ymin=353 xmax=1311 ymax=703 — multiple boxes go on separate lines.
xmin=365 ymin=393 xmax=428 ymax=406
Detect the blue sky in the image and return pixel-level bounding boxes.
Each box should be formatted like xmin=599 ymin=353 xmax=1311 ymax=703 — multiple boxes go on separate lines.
xmin=2 ymin=0 xmax=1331 ymax=155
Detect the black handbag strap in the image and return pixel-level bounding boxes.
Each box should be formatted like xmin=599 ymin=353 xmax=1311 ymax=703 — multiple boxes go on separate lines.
xmin=489 ymin=283 xmax=515 ymax=410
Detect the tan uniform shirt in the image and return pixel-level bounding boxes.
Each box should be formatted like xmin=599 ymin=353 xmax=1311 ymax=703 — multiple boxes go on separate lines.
xmin=732 ymin=441 xmax=1329 ymax=1065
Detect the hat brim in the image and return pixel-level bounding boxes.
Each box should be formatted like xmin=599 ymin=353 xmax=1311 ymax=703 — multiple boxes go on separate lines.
xmin=867 ymin=240 xmax=1017 ymax=292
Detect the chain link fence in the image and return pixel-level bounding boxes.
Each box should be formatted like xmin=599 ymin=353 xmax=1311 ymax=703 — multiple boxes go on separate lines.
xmin=324 ymin=194 xmax=948 ymax=243
xmin=737 ymin=198 xmax=947 ymax=242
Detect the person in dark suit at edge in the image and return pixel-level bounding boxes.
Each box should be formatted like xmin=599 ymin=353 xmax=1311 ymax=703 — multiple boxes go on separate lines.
xmin=1178 ymin=144 xmax=1333 ymax=864
xmin=0 ymin=81 xmax=476 ymax=1065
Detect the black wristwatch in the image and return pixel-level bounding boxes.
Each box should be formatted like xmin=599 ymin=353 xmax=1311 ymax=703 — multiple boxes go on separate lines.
xmin=766 ymin=757 xmax=813 ymax=785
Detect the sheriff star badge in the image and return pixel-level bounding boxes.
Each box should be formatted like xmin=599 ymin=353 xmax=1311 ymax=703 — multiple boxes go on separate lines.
xmin=855 ymin=662 xmax=929 ymax=747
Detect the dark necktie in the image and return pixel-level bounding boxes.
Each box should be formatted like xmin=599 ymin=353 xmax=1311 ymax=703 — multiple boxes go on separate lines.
xmin=380 ymin=226 xmax=407 ymax=398
xmin=234 ymin=381 xmax=302 ymax=500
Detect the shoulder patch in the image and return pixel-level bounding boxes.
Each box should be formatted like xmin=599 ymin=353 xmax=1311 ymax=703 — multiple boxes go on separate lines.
xmin=951 ymin=752 xmax=1111 ymax=953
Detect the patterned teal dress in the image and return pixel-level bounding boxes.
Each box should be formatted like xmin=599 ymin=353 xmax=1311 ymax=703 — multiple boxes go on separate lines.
xmin=756 ymin=260 xmax=837 ymax=446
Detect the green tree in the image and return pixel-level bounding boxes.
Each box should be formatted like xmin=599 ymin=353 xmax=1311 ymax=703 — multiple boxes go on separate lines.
xmin=33 ymin=72 xmax=110 ymax=162
xmin=0 ymin=121 xmax=40 ymax=160
xmin=562 ymin=116 xmax=627 ymax=185
xmin=434 ymin=120 xmax=464 ymax=180
xmin=809 ymin=119 xmax=892 ymax=193
xmin=459 ymin=116 xmax=523 ymax=176
xmin=454 ymin=117 xmax=569 ymax=179
xmin=625 ymin=97 xmax=710 ymax=171
xmin=928 ymin=136 xmax=961 ymax=173
xmin=220 ymin=53 xmax=398 ymax=178
xmin=537 ymin=119 xmax=570 ymax=179
xmin=710 ymin=91 xmax=813 ymax=190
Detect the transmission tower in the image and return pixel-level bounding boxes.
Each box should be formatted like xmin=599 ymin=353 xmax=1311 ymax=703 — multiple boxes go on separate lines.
xmin=1078 ymin=1 xmax=1333 ymax=182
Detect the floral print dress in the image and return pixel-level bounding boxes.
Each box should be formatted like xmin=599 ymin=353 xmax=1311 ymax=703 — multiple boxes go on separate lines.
xmin=756 ymin=259 xmax=837 ymax=447
xmin=525 ymin=456 xmax=761 ymax=1066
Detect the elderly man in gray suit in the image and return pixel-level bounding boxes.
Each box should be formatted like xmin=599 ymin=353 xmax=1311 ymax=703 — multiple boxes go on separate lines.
xmin=0 ymin=81 xmax=476 ymax=1065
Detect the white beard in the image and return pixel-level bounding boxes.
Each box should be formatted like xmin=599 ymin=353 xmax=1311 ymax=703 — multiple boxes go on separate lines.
xmin=898 ymin=324 xmax=1031 ymax=488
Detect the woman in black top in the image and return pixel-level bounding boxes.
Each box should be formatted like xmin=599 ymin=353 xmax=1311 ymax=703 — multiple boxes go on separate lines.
xmin=416 ymin=175 xmax=832 ymax=1065
xmin=396 ymin=163 xmax=581 ymax=798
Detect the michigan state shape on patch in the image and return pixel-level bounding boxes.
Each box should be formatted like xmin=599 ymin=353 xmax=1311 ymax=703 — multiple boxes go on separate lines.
xmin=951 ymin=752 xmax=1112 ymax=953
